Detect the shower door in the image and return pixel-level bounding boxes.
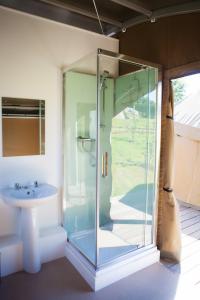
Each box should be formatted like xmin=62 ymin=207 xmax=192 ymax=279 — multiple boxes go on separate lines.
xmin=97 ymin=51 xmax=159 ymax=266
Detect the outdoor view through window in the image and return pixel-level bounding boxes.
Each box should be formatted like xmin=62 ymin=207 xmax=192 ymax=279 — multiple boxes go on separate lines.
xmin=172 ymin=73 xmax=200 ymax=207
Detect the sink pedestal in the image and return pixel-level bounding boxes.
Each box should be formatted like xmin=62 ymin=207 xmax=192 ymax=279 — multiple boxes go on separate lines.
xmin=1 ymin=183 xmax=57 ymax=274
xmin=21 ymin=207 xmax=41 ymax=273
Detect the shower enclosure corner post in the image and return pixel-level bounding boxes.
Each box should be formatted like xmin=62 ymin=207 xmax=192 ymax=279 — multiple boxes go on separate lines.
xmin=152 ymin=71 xmax=162 ymax=247
xmin=95 ymin=49 xmax=101 ymax=268
xmin=61 ymin=71 xmax=66 ymax=229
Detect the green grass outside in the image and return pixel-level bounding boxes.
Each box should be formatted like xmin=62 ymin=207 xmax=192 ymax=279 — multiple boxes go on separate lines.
xmin=111 ymin=117 xmax=156 ymax=197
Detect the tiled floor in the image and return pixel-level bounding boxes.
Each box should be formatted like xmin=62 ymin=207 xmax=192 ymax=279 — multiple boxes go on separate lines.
xmin=0 ymin=258 xmax=195 ymax=300
xmin=1 ymin=202 xmax=200 ymax=300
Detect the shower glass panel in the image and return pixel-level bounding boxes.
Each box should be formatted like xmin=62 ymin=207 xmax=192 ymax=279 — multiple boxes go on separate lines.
xmin=63 ymin=49 xmax=159 ymax=268
xmin=63 ymin=54 xmax=97 ymax=265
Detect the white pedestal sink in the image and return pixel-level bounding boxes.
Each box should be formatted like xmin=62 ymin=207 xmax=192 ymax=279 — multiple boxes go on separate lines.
xmin=0 ymin=183 xmax=57 ymax=273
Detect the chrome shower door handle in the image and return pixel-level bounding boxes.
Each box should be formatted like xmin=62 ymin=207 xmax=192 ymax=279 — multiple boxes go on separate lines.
xmin=102 ymin=152 xmax=108 ymax=177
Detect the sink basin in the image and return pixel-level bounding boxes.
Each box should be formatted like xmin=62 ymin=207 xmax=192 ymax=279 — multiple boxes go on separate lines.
xmin=1 ymin=184 xmax=57 ymax=208
xmin=0 ymin=183 xmax=58 ymax=274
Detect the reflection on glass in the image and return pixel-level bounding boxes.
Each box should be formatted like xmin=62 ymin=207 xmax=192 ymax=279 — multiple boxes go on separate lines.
xmin=2 ymin=98 xmax=45 ymax=156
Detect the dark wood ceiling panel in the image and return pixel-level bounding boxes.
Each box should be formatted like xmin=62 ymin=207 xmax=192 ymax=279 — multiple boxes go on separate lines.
xmin=0 ymin=0 xmax=199 ymax=35
xmin=60 ymin=0 xmax=139 ymax=22
xmin=0 ymin=0 xmax=109 ymax=33
xmin=142 ymin=0 xmax=192 ymax=10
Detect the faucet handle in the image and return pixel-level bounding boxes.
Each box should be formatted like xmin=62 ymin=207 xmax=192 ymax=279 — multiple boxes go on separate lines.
xmin=15 ymin=183 xmax=21 ymax=190
xmin=34 ymin=181 xmax=38 ymax=187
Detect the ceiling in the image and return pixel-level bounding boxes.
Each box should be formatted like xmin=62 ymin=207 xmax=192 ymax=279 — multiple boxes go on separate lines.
xmin=0 ymin=0 xmax=200 ymax=36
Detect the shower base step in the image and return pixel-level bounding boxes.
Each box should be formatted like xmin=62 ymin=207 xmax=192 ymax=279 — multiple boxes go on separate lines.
xmin=65 ymin=242 xmax=160 ymax=291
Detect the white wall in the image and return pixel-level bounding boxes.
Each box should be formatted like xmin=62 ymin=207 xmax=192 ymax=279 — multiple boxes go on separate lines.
xmin=0 ymin=7 xmax=119 ymax=236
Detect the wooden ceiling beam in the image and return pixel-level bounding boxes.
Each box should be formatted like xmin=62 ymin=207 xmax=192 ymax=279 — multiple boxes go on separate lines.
xmin=107 ymin=1 xmax=200 ymax=35
xmin=109 ymin=0 xmax=152 ymax=17
xmin=124 ymin=1 xmax=200 ymax=29
xmin=40 ymin=0 xmax=122 ymax=28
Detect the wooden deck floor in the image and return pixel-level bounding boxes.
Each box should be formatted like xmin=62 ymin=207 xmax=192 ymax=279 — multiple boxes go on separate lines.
xmin=164 ymin=202 xmax=200 ymax=291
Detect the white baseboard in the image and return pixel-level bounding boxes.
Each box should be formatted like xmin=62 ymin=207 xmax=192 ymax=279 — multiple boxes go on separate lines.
xmin=0 ymin=226 xmax=67 ymax=277
xmin=0 ymin=235 xmax=23 ymax=277
xmin=65 ymin=242 xmax=160 ymax=291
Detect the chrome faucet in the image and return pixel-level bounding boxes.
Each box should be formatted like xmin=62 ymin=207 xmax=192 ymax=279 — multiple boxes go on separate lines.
xmin=14 ymin=181 xmax=39 ymax=189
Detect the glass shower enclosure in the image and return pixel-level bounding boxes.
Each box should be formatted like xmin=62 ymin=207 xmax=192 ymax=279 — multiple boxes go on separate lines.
xmin=63 ymin=49 xmax=160 ymax=269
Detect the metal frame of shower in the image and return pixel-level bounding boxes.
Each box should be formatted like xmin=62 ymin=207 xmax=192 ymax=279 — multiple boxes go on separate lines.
xmin=62 ymin=48 xmax=162 ymax=270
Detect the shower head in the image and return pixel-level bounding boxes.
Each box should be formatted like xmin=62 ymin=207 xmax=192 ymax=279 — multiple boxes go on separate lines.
xmin=100 ymin=70 xmax=109 ymax=89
